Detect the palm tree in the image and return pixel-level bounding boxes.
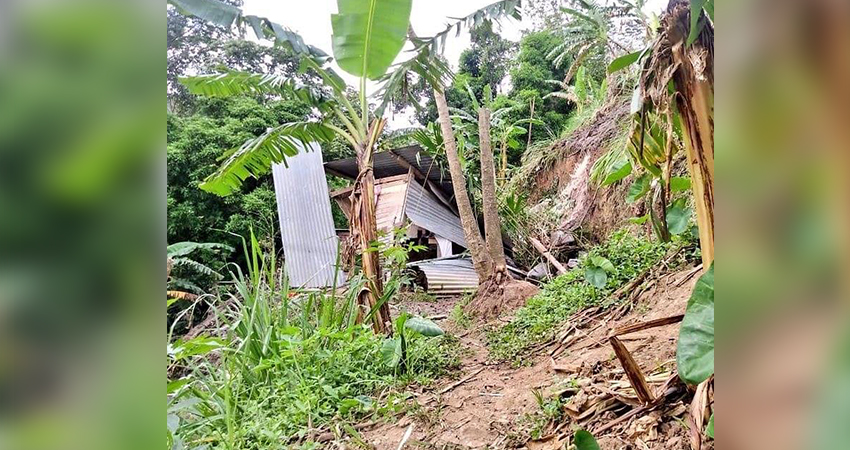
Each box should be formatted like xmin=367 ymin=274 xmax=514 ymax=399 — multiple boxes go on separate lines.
xmin=546 ymin=0 xmax=633 ymax=85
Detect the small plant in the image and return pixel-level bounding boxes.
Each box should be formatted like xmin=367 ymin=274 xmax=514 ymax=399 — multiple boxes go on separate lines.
xmin=381 ymin=313 xmax=444 ymax=376
xmin=450 ymin=293 xmax=474 ymax=329
xmin=584 ymin=255 xmax=614 ymax=288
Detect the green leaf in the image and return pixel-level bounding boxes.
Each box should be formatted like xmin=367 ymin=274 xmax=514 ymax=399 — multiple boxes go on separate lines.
xmin=687 ymin=0 xmax=707 ymax=46
xmin=199 ymin=122 xmax=335 ymax=196
xmin=168 ymin=0 xmax=240 ymax=28
xmin=670 ymin=176 xmax=691 ymax=193
xmin=404 ymin=316 xmax=444 ymax=337
xmin=170 ymin=336 xmax=227 ymax=361
xmin=628 ymin=214 xmax=649 ymax=225
xmin=574 ymin=430 xmax=601 ymax=450
xmin=706 ymin=413 xmax=714 ymax=438
xmin=167 ymin=241 xmax=233 ymax=258
xmin=626 ymin=174 xmax=651 ymax=204
xmin=585 ymin=266 xmax=608 ymax=288
xmin=167 ymin=379 xmax=190 ymax=395
xmin=381 ymin=338 xmax=403 ymax=367
xmin=601 ymin=159 xmax=631 ymax=186
xmin=607 ymin=50 xmax=641 ymax=74
xmin=704 ymin=0 xmax=714 ymax=22
xmin=331 ymin=0 xmax=412 ymax=80
xmin=666 ymin=200 xmax=692 ymax=235
xmin=589 ymin=256 xmax=615 ymax=272
xmin=677 ymin=263 xmax=714 ymax=384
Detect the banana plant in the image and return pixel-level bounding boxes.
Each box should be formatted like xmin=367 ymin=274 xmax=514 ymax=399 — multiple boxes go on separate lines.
xmin=173 ymin=0 xmax=524 ymax=324
xmin=175 ymin=0 xmax=415 ymax=334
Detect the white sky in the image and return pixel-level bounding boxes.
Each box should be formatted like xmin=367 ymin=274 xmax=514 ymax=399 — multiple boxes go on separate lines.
xmin=241 ymin=0 xmax=667 ymax=128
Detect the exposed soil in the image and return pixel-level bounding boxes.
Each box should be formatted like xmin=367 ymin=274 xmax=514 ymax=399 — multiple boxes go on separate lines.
xmin=465 ymin=278 xmax=540 ymax=320
xmin=363 ymin=267 xmax=710 ymax=450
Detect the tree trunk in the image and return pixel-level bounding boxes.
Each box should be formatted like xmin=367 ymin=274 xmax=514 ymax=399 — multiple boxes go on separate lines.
xmin=433 ymin=87 xmax=494 ymax=279
xmin=667 ymin=4 xmax=714 ymax=266
xmin=478 ymin=107 xmax=508 ymax=276
xmin=351 ymin=120 xmax=391 ymax=334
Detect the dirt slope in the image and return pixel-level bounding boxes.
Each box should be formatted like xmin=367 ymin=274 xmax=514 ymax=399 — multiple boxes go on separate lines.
xmin=363 ymin=267 xmax=706 ymax=450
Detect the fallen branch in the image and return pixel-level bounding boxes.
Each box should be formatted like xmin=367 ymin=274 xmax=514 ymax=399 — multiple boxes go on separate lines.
xmin=609 ymin=336 xmax=654 ymax=404
xmin=530 ymin=237 xmax=568 ymax=274
xmin=613 ymin=314 xmax=684 ymax=336
xmin=438 ymin=367 xmax=485 ymax=395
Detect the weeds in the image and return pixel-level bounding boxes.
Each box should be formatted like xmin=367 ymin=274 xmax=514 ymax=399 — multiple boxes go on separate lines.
xmin=486 ymin=229 xmax=669 ymax=365
xmin=450 ymin=293 xmax=474 ymax=330
xmin=167 ymin=231 xmax=458 ymax=449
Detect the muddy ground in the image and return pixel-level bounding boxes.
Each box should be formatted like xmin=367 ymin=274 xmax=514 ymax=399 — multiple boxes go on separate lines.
xmin=359 ymin=267 xmax=709 ymax=450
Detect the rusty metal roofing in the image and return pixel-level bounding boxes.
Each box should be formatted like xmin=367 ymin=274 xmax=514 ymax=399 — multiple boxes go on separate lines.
xmin=323 ymin=145 xmax=454 ymax=199
xmin=272 ymin=143 xmax=344 ymax=288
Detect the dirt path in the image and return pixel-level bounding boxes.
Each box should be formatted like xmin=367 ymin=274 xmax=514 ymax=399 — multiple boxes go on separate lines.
xmin=362 ymin=307 xmax=552 ymax=449
xmin=363 ymin=268 xmax=703 ymax=450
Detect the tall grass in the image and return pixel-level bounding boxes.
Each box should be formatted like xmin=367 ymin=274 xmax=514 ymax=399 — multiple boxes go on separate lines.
xmin=167 ymin=231 xmax=459 ymax=450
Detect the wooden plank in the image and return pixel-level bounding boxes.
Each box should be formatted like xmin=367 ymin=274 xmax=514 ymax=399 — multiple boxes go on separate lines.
xmin=530 ymin=237 xmax=568 ymax=274
xmin=609 ymin=336 xmax=654 ymax=405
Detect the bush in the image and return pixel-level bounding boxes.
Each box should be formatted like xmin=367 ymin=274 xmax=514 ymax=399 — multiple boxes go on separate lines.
xmin=486 ymin=229 xmax=669 ymax=365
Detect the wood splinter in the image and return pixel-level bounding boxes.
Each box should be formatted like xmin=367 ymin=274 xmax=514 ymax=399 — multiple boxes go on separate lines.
xmin=609 ymin=336 xmax=654 ymax=405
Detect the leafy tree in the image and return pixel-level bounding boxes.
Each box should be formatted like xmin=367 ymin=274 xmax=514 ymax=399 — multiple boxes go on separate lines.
xmin=414 ymin=21 xmax=516 ymax=125
xmin=167 ymin=0 xmax=244 ymax=113
xmin=507 ymin=30 xmax=572 ymax=142
xmin=167 ymin=96 xmax=314 ymax=255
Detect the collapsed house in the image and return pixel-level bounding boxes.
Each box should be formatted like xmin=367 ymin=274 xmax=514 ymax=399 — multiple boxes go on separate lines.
xmin=272 ymin=144 xmax=512 ymax=295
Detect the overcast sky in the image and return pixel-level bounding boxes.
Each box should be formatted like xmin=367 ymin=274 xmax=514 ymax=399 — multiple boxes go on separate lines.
xmin=241 ymin=0 xmax=667 ymax=127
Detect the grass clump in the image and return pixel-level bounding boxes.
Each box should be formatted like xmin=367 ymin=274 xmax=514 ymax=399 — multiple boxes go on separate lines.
xmin=486 ymin=229 xmax=669 ymax=365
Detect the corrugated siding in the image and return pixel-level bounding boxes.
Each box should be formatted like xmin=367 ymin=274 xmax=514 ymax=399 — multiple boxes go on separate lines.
xmin=374 ymin=178 xmax=409 ymax=243
xmin=404 ymin=180 xmax=467 ymax=247
xmin=410 ymin=257 xmax=479 ymax=296
xmin=272 ymin=143 xmax=344 ymax=288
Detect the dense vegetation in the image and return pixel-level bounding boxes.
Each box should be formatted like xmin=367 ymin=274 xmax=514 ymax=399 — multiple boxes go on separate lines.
xmin=487 ymin=229 xmax=671 ymax=365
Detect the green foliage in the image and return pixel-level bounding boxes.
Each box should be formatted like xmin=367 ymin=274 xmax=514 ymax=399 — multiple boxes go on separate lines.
xmin=677 ymin=263 xmax=714 ymax=385
xmin=626 ymin=173 xmax=651 ymax=203
xmin=450 ymin=293 xmax=474 ymax=330
xmin=331 ymin=0 xmax=413 ymax=80
xmin=167 ymin=234 xmax=458 ymax=448
xmin=167 ymin=241 xmax=234 ymax=295
xmin=670 ymin=176 xmax=691 ymax=192
xmin=487 ymin=230 xmax=669 ymax=365
xmin=666 ymin=198 xmax=693 ymax=235
xmin=584 ymin=255 xmax=615 ymax=288
xmin=167 ymin=96 xmax=316 ymax=256
xmin=574 ymin=430 xmax=601 ymax=450
xmin=381 ymin=313 xmax=446 ymax=377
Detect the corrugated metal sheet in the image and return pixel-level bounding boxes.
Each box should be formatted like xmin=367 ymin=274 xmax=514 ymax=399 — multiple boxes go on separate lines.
xmin=324 ymin=145 xmax=454 ymax=200
xmin=409 ymin=256 xmax=479 ymax=296
xmin=272 ymin=143 xmax=344 ymax=288
xmin=404 ymin=179 xmax=467 ymax=247
xmin=374 ymin=178 xmax=408 ymax=242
